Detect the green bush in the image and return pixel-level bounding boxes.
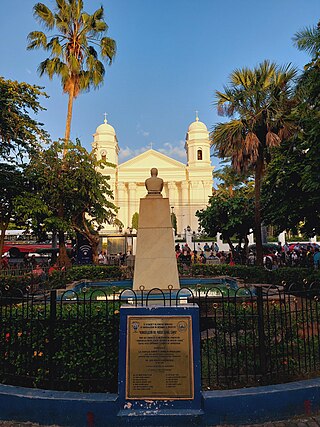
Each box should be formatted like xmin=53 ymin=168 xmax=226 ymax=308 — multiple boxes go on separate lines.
xmin=65 ymin=265 xmax=123 ymax=282
xmin=188 ymin=264 xmax=320 ymax=286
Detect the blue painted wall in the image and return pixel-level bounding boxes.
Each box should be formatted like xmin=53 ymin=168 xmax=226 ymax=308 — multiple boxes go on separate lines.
xmin=1 ymin=378 xmax=320 ymax=426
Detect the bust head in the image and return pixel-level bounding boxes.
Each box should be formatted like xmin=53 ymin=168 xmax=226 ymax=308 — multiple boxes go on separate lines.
xmin=150 ymin=167 xmax=158 ymax=177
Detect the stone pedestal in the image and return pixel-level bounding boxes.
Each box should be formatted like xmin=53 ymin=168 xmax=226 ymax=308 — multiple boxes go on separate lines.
xmin=133 ymin=197 xmax=179 ymax=290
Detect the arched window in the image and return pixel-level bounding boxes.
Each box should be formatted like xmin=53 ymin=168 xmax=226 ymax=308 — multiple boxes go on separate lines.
xmin=197 ymin=149 xmax=202 ymax=160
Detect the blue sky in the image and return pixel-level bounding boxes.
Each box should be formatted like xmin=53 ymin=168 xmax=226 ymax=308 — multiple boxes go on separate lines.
xmin=0 ymin=0 xmax=318 ymax=167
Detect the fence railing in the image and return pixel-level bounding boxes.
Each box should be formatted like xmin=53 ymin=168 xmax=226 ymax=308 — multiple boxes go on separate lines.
xmin=0 ymin=283 xmax=320 ymax=393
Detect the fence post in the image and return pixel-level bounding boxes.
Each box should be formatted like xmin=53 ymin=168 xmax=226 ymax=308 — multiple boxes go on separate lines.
xmin=49 ymin=290 xmax=57 ymax=387
xmin=256 ymin=286 xmax=267 ymax=376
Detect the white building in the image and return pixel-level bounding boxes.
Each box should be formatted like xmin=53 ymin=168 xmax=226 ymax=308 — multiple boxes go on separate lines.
xmin=92 ymin=115 xmax=213 ymax=235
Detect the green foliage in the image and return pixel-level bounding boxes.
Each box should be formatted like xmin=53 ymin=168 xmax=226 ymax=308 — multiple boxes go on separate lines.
xmin=187 ymin=264 xmax=320 ymax=286
xmin=197 ymin=189 xmax=254 ymax=250
xmin=131 ymin=212 xmax=139 ymax=230
xmin=262 ymin=37 xmax=320 ymax=236
xmin=27 ymin=0 xmax=116 ymax=145
xmin=211 ymin=60 xmax=297 ymax=264
xmin=27 ymin=0 xmax=116 ymax=96
xmin=0 ymin=76 xmax=48 ymax=161
xmin=171 ymin=212 xmax=177 ymax=235
xmin=0 ymin=304 xmax=120 ymax=392
xmin=16 ymin=140 xmax=118 ymax=262
xmin=293 ymin=21 xmax=320 ymax=69
xmin=0 ymin=164 xmax=27 ymax=256
xmin=65 ymin=265 xmax=123 ymax=282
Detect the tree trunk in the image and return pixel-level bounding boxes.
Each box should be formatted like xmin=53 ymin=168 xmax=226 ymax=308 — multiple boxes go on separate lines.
xmin=254 ymin=155 xmax=264 ymax=266
xmin=244 ymin=235 xmax=249 ymax=264
xmin=226 ymin=236 xmax=236 ymax=259
xmin=87 ymin=234 xmax=100 ymax=265
xmin=57 ymin=229 xmax=71 ymax=268
xmin=0 ymin=225 xmax=6 ymax=260
xmin=63 ymin=85 xmax=74 ymax=158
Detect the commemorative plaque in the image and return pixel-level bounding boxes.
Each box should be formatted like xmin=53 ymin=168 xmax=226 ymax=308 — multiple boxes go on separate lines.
xmin=126 ymin=315 xmax=194 ymax=400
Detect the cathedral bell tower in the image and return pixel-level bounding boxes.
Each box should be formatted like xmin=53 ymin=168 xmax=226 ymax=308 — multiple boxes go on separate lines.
xmin=185 ymin=113 xmax=211 ymax=167
xmin=91 ymin=114 xmax=119 ymax=206
xmin=92 ymin=114 xmax=119 ymax=167
xmin=185 ymin=113 xmax=213 ymax=231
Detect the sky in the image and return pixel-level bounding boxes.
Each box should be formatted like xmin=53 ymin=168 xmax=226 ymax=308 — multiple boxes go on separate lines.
xmin=0 ymin=0 xmax=319 ymax=168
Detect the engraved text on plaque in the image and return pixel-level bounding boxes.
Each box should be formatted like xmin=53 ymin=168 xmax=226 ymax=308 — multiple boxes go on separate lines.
xmin=126 ymin=315 xmax=194 ymax=400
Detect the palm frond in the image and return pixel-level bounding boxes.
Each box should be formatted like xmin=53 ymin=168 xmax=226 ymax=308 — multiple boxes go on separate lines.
xmin=27 ymin=31 xmax=47 ymax=50
xmin=266 ymin=131 xmax=281 ymax=148
xmin=46 ymin=37 xmax=63 ymax=56
xmin=92 ymin=6 xmax=104 ymax=22
xmin=100 ymin=37 xmax=116 ymax=62
xmin=33 ymin=3 xmax=55 ymax=29
xmin=293 ymin=25 xmax=320 ymax=56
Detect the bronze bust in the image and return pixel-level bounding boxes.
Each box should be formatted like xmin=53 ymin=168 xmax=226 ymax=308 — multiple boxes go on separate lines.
xmin=145 ymin=168 xmax=163 ymax=197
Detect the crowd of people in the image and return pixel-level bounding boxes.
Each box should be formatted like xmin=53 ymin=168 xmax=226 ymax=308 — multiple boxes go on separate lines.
xmin=260 ymin=242 xmax=320 ymax=270
xmin=175 ymin=242 xmax=233 ymax=269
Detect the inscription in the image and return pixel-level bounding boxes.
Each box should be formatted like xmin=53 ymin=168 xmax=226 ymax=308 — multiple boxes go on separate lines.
xmin=126 ymin=316 xmax=193 ymax=400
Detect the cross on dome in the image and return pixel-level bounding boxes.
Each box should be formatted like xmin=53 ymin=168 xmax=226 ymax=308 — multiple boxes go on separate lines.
xmin=195 ymin=110 xmax=199 ymax=122
xmin=104 ymin=112 xmax=108 ymax=124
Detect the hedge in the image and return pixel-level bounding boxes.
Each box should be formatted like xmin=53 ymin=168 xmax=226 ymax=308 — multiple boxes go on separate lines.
xmin=187 ymin=264 xmax=320 ymax=286
xmin=1 ymin=264 xmax=320 ymax=294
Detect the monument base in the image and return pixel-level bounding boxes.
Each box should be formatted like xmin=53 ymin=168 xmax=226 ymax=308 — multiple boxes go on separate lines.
xmin=133 ymin=197 xmax=179 ymax=290
xmin=118 ymin=305 xmax=202 ymax=422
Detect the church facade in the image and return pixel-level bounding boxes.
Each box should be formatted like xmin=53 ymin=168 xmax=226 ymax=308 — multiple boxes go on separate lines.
xmin=91 ymin=115 xmax=213 ymax=235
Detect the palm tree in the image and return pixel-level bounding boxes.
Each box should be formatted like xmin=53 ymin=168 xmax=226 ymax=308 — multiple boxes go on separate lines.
xmin=293 ymin=21 xmax=320 ymax=68
xmin=211 ymin=60 xmax=297 ymax=265
xmin=27 ymin=0 xmax=116 ymax=266
xmin=27 ymin=0 xmax=116 ymax=156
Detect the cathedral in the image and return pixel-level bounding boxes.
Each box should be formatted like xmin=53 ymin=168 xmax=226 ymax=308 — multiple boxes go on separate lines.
xmin=91 ymin=115 xmax=213 ymax=235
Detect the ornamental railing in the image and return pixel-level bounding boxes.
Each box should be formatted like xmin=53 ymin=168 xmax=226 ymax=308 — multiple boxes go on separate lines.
xmin=0 ymin=283 xmax=319 ymax=392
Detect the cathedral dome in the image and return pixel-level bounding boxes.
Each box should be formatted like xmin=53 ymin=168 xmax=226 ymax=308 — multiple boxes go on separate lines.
xmin=95 ymin=117 xmax=116 ymax=135
xmin=188 ymin=115 xmax=208 ymax=132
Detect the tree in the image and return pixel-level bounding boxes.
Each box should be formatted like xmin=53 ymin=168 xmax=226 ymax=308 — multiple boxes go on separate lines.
xmin=0 ymin=164 xmax=26 ymax=258
xmin=293 ymin=21 xmax=320 ymax=69
xmin=211 ymin=60 xmax=297 ymax=265
xmin=0 ymin=76 xmax=48 ymax=161
xmin=21 ymin=140 xmax=119 ymax=265
xmin=131 ymin=212 xmax=139 ymax=231
xmin=171 ymin=212 xmax=177 ymax=235
xmin=197 ymin=189 xmax=254 ymax=259
xmin=263 ymin=24 xmax=320 ymax=237
xmin=27 ymin=0 xmax=116 ymax=156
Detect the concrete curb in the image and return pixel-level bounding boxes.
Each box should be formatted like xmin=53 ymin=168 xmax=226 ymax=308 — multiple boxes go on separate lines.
xmin=1 ymin=378 xmax=320 ymax=426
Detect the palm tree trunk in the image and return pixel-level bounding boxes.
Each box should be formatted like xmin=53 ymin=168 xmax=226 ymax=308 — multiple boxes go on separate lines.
xmin=63 ymin=85 xmax=75 ymax=158
xmin=58 ymin=84 xmax=75 ymax=265
xmin=255 ymin=156 xmax=264 ymax=266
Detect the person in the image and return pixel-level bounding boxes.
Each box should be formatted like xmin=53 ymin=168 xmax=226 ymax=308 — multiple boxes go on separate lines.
xmin=32 ymin=264 xmax=46 ymax=283
xmin=314 ymin=248 xmax=320 ymax=270
xmin=199 ymin=251 xmax=206 ymax=264
xmin=178 ymin=250 xmax=191 ymax=269
xmin=219 ymin=251 xmax=227 ymax=264
xmin=211 ymin=242 xmax=219 ymax=252
xmin=203 ymin=242 xmax=210 ymax=252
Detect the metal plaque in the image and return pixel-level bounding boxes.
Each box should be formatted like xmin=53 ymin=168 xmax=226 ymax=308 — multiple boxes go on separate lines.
xmin=126 ymin=315 xmax=194 ymax=400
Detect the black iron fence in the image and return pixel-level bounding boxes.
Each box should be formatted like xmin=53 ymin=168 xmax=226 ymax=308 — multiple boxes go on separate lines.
xmin=0 ymin=283 xmax=320 ymax=393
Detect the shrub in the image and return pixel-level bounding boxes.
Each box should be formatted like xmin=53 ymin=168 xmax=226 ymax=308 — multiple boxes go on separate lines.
xmin=65 ymin=265 xmax=123 ymax=282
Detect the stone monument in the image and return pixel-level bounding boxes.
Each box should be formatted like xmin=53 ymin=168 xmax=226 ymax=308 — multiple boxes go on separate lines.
xmin=133 ymin=168 xmax=180 ymax=290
